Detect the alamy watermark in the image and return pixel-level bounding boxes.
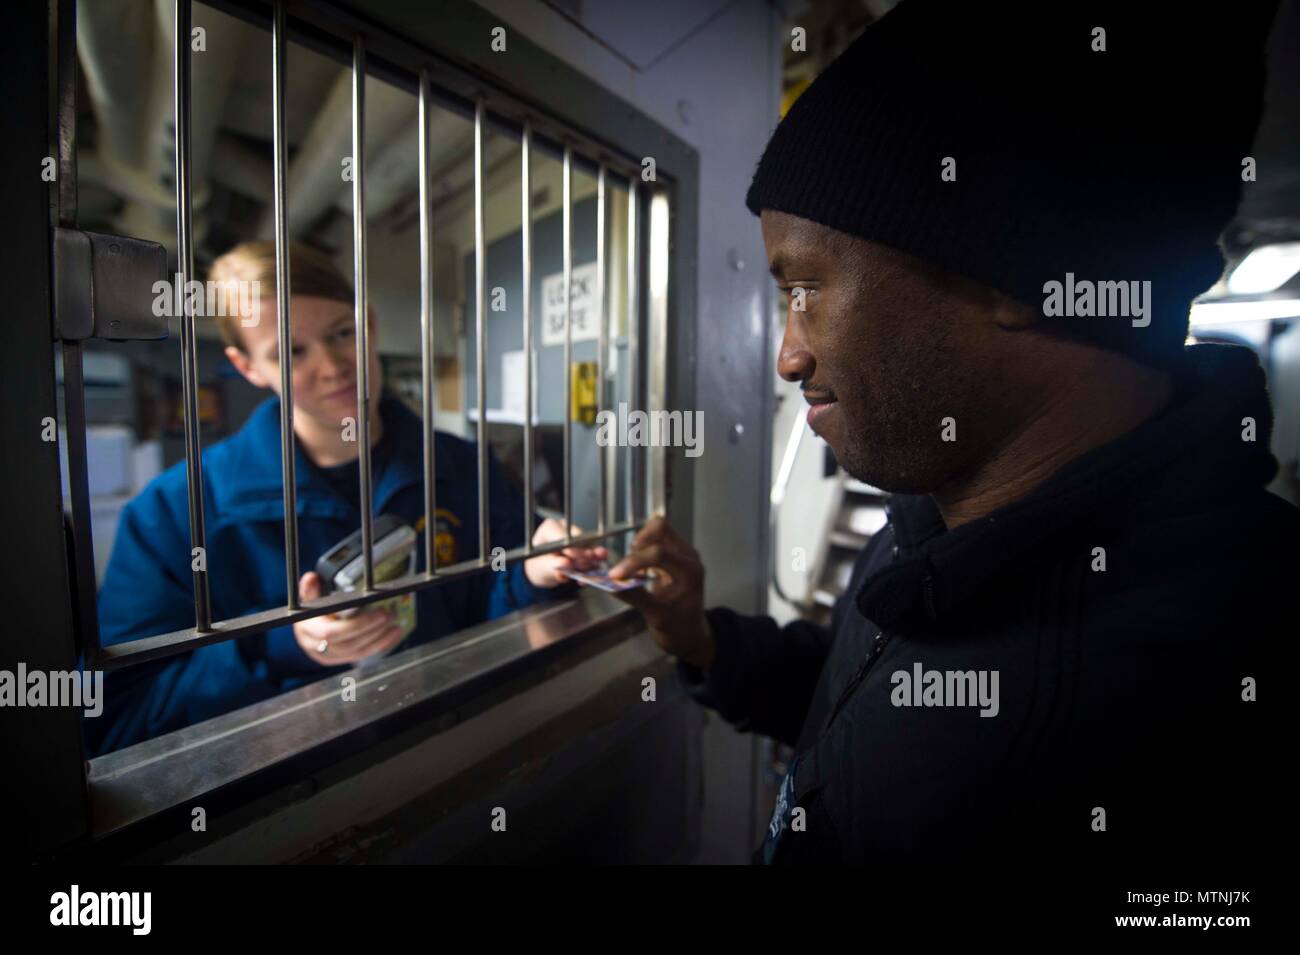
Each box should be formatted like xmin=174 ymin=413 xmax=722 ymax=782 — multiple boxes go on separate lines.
xmin=1042 ymin=272 xmax=1151 ymax=327
xmin=595 ymin=402 xmax=703 ymax=458
xmin=890 ymin=663 xmax=999 ymax=717
xmin=152 ymin=276 xmax=262 ymax=326
xmin=0 ymin=664 xmax=103 ymax=717
xmin=50 ymin=886 xmax=150 ymax=935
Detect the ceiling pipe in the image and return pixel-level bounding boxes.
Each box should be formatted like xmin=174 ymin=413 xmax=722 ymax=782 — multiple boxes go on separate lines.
xmin=256 ymin=67 xmax=416 ymax=239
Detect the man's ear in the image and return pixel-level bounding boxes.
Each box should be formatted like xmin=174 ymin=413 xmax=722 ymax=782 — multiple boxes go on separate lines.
xmin=225 ymin=345 xmax=270 ymax=389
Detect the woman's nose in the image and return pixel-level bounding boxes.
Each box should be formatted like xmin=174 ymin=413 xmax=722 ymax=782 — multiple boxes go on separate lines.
xmin=319 ymin=342 xmax=354 ymax=379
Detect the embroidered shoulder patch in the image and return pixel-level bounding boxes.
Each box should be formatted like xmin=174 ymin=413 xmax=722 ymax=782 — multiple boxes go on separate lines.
xmin=430 ymin=507 xmax=461 ymax=566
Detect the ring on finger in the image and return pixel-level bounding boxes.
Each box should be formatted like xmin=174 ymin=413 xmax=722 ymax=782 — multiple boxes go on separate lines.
xmin=316 ymin=639 xmax=329 ymax=654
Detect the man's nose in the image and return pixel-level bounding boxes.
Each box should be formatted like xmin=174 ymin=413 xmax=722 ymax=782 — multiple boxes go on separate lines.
xmin=776 ymin=315 xmax=813 ymax=384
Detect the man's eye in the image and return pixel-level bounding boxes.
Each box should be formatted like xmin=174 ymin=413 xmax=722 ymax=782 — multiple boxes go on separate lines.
xmin=335 ymin=327 xmax=355 ymax=341
xmin=782 ymin=286 xmax=814 ymax=310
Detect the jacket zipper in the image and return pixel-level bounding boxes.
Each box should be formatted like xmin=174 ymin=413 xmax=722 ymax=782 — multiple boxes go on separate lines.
xmin=820 ymin=571 xmax=930 ymax=734
xmin=822 ymin=627 xmax=893 ymax=732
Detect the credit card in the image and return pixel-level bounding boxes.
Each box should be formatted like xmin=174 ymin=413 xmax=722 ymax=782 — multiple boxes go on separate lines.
xmin=565 ymin=569 xmax=649 ymax=592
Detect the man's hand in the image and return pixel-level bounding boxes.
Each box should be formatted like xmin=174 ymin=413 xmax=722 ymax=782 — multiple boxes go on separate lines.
xmin=523 ymin=518 xmax=608 ymax=588
xmin=606 ymin=516 xmax=715 ymax=669
xmin=293 ymin=571 xmax=406 ymax=666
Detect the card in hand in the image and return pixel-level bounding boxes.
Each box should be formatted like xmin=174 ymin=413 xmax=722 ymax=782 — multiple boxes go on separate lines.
xmin=565 ymin=568 xmax=649 ymax=592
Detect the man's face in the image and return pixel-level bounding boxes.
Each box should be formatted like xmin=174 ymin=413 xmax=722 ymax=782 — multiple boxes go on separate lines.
xmin=762 ymin=209 xmax=1030 ymax=495
xmin=226 ymin=295 xmax=384 ymax=430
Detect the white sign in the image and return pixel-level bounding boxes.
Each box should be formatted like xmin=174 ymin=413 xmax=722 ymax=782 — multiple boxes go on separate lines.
xmin=541 ymin=261 xmax=601 ymax=346
xmin=500 ymin=349 xmax=538 ymax=419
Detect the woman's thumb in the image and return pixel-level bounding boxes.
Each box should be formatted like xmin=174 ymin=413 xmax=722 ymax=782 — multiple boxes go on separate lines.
xmin=299 ymin=571 xmax=322 ymax=601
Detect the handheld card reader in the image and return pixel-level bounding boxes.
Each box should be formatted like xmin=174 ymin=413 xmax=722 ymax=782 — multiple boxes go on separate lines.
xmin=315 ymin=514 xmax=418 ymax=640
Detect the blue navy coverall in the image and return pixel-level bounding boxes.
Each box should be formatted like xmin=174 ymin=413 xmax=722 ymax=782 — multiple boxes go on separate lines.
xmin=86 ymin=392 xmax=561 ymax=755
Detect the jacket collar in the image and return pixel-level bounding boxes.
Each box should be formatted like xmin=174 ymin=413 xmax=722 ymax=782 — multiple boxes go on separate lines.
xmin=856 ymin=343 xmax=1280 ymax=629
xmin=213 ymin=392 xmax=433 ymax=520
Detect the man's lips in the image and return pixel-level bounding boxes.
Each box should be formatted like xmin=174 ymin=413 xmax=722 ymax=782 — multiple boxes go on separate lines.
xmin=805 ymin=394 xmax=837 ymax=428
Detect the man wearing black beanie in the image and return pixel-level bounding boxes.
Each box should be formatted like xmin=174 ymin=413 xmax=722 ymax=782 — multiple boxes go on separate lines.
xmin=609 ymin=0 xmax=1294 ymax=862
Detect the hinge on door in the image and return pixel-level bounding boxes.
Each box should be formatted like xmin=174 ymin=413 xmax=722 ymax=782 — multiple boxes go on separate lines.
xmin=53 ymin=228 xmax=169 ymax=342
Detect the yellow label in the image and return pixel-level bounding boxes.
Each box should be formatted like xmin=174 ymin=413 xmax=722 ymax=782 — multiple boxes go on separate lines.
xmin=570 ymin=360 xmax=598 ymax=425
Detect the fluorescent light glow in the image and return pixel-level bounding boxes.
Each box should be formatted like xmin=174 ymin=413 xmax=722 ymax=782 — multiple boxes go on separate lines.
xmin=1226 ymin=242 xmax=1300 ymax=295
xmin=1189 ymin=298 xmax=1300 ymax=326
xmin=649 ymin=193 xmax=670 ymax=299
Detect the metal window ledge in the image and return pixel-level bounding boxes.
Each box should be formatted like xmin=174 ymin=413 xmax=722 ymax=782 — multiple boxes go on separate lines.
xmin=87 ymin=590 xmax=646 ymax=844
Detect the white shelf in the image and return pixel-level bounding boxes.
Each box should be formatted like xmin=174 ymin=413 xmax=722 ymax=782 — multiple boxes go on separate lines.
xmin=465 ymin=408 xmax=546 ymax=425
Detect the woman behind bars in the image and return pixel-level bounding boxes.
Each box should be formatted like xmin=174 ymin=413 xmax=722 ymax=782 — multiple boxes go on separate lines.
xmin=87 ymin=241 xmax=602 ymax=755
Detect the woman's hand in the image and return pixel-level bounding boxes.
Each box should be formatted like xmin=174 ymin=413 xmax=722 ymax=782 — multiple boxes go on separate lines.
xmin=523 ymin=518 xmax=608 ymax=589
xmin=293 ymin=571 xmax=407 ymax=666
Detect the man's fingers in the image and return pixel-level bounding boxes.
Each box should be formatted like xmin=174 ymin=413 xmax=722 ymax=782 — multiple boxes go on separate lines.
xmin=610 ymin=543 xmax=687 ymax=580
xmin=609 ymin=583 xmax=661 ymax=612
xmin=631 ymin=516 xmax=671 ymax=550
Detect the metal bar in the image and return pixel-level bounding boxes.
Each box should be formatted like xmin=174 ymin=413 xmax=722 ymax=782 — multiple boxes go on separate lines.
xmin=474 ymin=96 xmax=489 ymax=563
xmin=11 ymin=0 xmax=90 ymax=858
xmin=272 ymin=0 xmax=299 ymax=609
xmin=97 ymin=522 xmax=644 ymax=669
xmin=52 ymin=0 xmax=102 ymax=658
xmin=60 ymin=346 xmax=101 ymax=655
xmin=522 ymin=120 xmax=535 ymax=552
xmin=62 ymin=1 xmax=688 ymax=675
xmin=596 ymin=164 xmax=607 ymax=536
xmin=562 ymin=145 xmax=573 ymax=542
xmin=352 ymin=33 xmax=374 ymax=590
xmin=627 ymin=179 xmax=639 ymax=529
xmin=419 ymin=68 xmax=438 ymax=574
xmin=53 ymin=0 xmax=76 ymax=223
xmin=199 ymin=0 xmax=656 ymax=185
xmin=174 ymin=0 xmax=211 ymax=630
xmin=647 ymin=190 xmax=670 ymax=519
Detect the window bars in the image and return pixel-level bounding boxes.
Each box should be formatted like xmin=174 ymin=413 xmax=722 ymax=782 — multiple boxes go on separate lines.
xmin=87 ymin=0 xmax=660 ymax=669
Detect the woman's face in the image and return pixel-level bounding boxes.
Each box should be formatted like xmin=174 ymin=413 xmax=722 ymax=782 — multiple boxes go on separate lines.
xmin=226 ymin=295 xmax=384 ymax=430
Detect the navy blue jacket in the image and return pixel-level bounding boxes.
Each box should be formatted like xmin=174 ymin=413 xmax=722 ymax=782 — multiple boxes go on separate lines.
xmin=683 ymin=343 xmax=1293 ymax=861
xmin=86 ymin=393 xmax=562 ymax=755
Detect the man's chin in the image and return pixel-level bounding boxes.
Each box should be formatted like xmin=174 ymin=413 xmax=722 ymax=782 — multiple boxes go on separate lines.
xmin=835 ymin=444 xmax=931 ymax=496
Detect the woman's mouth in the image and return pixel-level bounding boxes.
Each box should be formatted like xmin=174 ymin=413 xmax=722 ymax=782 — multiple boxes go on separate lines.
xmin=324 ymin=384 xmax=357 ymax=402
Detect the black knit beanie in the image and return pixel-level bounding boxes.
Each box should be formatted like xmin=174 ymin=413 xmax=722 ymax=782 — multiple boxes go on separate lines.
xmin=747 ymin=0 xmax=1277 ymax=370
